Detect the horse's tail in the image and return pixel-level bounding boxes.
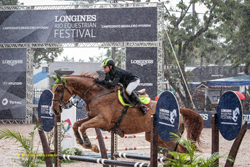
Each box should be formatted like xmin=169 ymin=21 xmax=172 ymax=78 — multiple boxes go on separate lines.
xmin=180 ymin=108 xmax=204 ymax=144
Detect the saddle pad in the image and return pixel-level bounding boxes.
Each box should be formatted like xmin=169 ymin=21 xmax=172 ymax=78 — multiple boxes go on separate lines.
xmin=117 ymin=89 xmax=151 ymax=107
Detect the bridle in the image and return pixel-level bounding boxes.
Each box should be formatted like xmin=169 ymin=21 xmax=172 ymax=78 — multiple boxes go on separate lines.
xmin=52 ymin=83 xmax=74 ymax=110
xmin=53 ymin=80 xmax=116 ymax=111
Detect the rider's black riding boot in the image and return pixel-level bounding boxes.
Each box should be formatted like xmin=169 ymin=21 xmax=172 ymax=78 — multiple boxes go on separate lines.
xmin=129 ymin=91 xmax=149 ymax=115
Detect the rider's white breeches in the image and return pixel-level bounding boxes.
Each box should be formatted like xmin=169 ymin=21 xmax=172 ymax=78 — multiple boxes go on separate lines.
xmin=126 ymin=78 xmax=140 ymax=95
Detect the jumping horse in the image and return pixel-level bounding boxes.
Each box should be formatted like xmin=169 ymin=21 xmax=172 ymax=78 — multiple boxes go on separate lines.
xmin=52 ymin=74 xmax=204 ymax=153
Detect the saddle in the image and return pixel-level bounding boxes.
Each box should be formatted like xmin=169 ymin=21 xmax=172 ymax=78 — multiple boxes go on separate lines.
xmin=118 ymin=87 xmax=151 ymax=107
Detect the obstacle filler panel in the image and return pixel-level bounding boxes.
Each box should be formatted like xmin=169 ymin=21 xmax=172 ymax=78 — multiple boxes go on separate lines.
xmin=38 ymin=90 xmax=54 ymax=132
xmin=217 ymin=91 xmax=243 ymax=141
xmin=155 ymin=91 xmax=180 ymax=142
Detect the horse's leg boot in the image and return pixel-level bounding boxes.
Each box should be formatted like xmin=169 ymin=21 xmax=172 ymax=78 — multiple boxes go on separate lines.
xmin=129 ymin=91 xmax=149 ymax=115
xmin=75 ymin=132 xmax=84 ymax=144
xmin=83 ymin=133 xmax=91 ymax=147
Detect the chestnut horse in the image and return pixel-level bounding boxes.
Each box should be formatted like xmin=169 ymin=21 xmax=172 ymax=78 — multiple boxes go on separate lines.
xmin=52 ymin=74 xmax=204 ymax=153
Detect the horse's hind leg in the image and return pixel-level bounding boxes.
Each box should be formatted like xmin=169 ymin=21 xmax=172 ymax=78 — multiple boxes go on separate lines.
xmin=73 ymin=117 xmax=90 ymax=145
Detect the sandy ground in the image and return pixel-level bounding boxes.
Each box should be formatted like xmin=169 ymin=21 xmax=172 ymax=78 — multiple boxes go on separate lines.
xmin=0 ymin=124 xmax=249 ymax=167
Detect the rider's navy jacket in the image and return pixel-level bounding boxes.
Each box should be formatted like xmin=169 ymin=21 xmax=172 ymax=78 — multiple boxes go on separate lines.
xmin=99 ymin=67 xmax=139 ymax=88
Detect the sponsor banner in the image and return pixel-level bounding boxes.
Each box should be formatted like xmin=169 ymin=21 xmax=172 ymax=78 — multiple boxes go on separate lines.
xmin=0 ymin=8 xmax=157 ymax=43
xmin=0 ymin=49 xmax=26 ymax=72
xmin=196 ymin=111 xmax=215 ymax=128
xmin=126 ymin=47 xmax=157 ymax=99
xmin=0 ymin=72 xmax=26 ymax=99
xmin=0 ymin=48 xmax=26 ymax=119
xmin=243 ymin=111 xmax=250 ymax=129
xmin=197 ymin=111 xmax=250 ymax=129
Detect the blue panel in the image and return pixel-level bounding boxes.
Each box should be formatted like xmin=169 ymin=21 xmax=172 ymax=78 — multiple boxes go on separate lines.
xmin=33 ymin=71 xmax=48 ymax=84
xmin=38 ymin=90 xmax=54 ymax=132
xmin=155 ymin=91 xmax=180 ymax=142
xmin=217 ymin=91 xmax=243 ymax=140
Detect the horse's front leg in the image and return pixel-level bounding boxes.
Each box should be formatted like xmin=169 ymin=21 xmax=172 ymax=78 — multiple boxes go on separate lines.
xmin=73 ymin=117 xmax=90 ymax=146
xmin=79 ymin=115 xmax=108 ymax=153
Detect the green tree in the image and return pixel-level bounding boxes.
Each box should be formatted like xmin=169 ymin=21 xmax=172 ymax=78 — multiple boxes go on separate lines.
xmin=163 ymin=0 xmax=225 ymax=108
xmin=88 ymin=47 xmax=122 ymax=67
xmin=33 ymin=48 xmax=63 ymax=68
xmin=1 ymin=0 xmax=19 ymax=5
xmin=218 ymin=0 xmax=250 ymax=74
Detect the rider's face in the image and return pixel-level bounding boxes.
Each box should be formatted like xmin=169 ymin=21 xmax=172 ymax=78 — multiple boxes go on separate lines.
xmin=103 ymin=66 xmax=112 ymax=73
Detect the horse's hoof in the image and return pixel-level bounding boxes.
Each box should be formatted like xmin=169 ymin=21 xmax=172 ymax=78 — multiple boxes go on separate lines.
xmin=116 ymin=129 xmax=124 ymax=138
xmin=91 ymin=144 xmax=99 ymax=153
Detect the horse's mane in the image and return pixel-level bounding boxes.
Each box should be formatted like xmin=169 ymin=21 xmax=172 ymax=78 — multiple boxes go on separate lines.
xmin=65 ymin=72 xmax=97 ymax=79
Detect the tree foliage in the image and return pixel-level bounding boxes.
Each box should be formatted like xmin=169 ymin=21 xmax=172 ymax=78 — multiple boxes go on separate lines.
xmin=163 ymin=0 xmax=226 ymax=108
xmin=1 ymin=0 xmax=19 ymax=5
xmin=218 ymin=0 xmax=250 ymax=74
xmin=33 ymin=48 xmax=63 ymax=68
xmin=88 ymin=48 xmax=122 ymax=67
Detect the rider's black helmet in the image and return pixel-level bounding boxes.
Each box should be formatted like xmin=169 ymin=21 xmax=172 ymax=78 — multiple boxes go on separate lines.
xmin=101 ymin=58 xmax=115 ymax=67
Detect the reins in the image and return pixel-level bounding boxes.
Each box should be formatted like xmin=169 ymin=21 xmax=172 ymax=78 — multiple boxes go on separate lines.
xmin=53 ymin=79 xmax=116 ymax=110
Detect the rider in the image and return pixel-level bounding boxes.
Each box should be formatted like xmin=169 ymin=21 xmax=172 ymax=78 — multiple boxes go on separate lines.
xmin=95 ymin=58 xmax=149 ymax=115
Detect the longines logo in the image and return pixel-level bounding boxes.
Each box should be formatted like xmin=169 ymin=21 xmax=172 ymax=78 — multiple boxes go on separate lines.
xmin=3 ymin=82 xmax=22 ymax=85
xmin=131 ymin=60 xmax=153 ymax=67
xmin=1 ymin=98 xmax=21 ymax=105
xmin=2 ymin=60 xmax=23 ymax=66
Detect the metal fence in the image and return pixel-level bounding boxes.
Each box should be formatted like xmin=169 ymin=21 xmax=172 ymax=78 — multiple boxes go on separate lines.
xmin=33 ymin=89 xmax=44 ymax=104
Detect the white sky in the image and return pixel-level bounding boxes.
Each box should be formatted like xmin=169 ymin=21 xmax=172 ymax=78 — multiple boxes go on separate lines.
xmin=18 ymin=0 xmax=206 ymax=62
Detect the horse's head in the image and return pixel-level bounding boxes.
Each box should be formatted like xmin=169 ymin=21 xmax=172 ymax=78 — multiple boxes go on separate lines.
xmin=51 ymin=74 xmax=73 ymax=115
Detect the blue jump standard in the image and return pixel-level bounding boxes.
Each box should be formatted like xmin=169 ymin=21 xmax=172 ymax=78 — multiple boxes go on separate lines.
xmin=114 ymin=152 xmax=166 ymax=163
xmin=59 ymin=154 xmax=150 ymax=167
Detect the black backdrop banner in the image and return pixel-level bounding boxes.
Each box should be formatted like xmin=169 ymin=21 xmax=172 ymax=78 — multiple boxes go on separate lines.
xmin=0 ymin=8 xmax=157 ymax=43
xmin=0 ymin=48 xmax=26 ymax=119
xmin=126 ymin=47 xmax=157 ymax=99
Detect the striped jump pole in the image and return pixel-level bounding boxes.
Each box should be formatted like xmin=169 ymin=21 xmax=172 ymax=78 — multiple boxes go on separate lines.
xmin=89 ymin=134 xmax=145 ymax=139
xmin=82 ymin=146 xmax=150 ymax=152
xmin=114 ymin=152 xmax=166 ymax=163
xmin=59 ymin=154 xmax=150 ymax=167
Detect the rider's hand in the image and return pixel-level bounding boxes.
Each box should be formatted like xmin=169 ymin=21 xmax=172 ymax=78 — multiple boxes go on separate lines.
xmin=95 ymin=78 xmax=102 ymax=84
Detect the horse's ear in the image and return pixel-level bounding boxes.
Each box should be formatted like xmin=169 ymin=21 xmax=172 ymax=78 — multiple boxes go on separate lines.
xmin=56 ymin=74 xmax=62 ymax=82
xmin=51 ymin=75 xmax=57 ymax=81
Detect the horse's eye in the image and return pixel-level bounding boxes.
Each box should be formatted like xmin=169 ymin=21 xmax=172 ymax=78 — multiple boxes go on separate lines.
xmin=56 ymin=88 xmax=62 ymax=93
